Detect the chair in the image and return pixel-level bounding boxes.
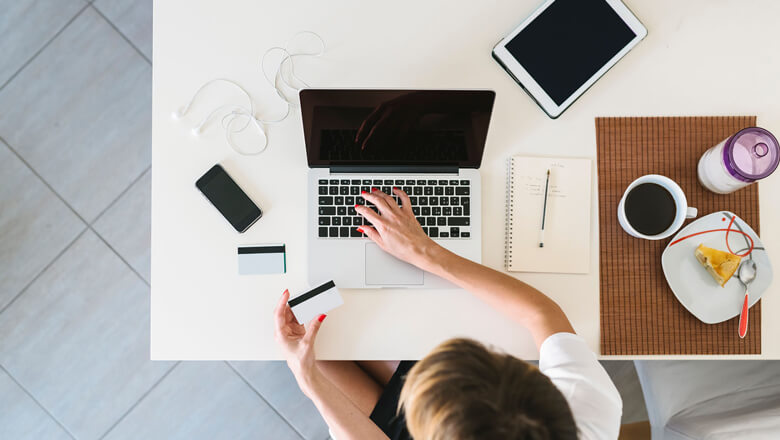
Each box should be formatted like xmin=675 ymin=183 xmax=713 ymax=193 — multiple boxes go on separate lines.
xmin=634 ymin=360 xmax=780 ymax=440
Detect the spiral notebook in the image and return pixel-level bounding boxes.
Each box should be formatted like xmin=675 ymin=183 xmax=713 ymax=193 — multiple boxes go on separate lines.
xmin=505 ymin=156 xmax=592 ymax=273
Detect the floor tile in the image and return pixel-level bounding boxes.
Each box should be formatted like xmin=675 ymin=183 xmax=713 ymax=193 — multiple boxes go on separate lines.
xmin=600 ymin=361 xmax=649 ymax=424
xmin=0 ymin=368 xmax=72 ymax=440
xmin=0 ymin=7 xmax=151 ymax=222
xmin=93 ymin=168 xmax=151 ymax=283
xmin=0 ymin=0 xmax=85 ymax=87
xmin=0 ymin=231 xmax=173 ymax=439
xmin=104 ymin=362 xmax=301 ymax=440
xmin=231 ymin=361 xmax=330 ymax=440
xmin=0 ymin=141 xmax=84 ymax=310
xmin=93 ymin=0 xmax=152 ymax=60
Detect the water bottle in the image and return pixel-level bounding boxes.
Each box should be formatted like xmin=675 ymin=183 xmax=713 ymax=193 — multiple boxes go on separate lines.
xmin=697 ymin=127 xmax=779 ymax=194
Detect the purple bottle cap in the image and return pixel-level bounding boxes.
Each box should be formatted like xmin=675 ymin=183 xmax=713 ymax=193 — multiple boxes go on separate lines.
xmin=723 ymin=127 xmax=779 ymax=182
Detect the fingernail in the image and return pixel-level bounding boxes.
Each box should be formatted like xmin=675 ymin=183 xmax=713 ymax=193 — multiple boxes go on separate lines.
xmin=356 ymin=227 xmax=364 ymax=233
xmin=361 ymin=190 xmax=367 ymax=194
xmin=354 ymin=204 xmax=359 ymax=208
xmin=318 ymin=314 xmax=326 ymax=322
xmin=393 ymin=187 xmax=399 ymax=191
xmin=371 ymin=187 xmax=378 ymax=192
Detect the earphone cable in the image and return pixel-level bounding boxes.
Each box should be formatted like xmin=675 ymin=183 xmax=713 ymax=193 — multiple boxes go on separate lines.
xmin=174 ymin=31 xmax=325 ymax=156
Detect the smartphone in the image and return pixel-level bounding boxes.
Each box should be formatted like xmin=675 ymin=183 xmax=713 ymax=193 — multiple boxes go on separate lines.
xmin=196 ymin=164 xmax=262 ymax=233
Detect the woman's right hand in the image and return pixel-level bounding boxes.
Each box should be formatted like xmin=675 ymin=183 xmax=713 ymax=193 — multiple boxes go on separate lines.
xmin=354 ymin=188 xmax=440 ymax=268
xmin=273 ymin=289 xmax=325 ymax=396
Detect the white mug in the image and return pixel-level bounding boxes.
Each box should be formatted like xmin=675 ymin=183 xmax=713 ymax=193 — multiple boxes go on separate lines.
xmin=617 ymin=174 xmax=698 ymax=240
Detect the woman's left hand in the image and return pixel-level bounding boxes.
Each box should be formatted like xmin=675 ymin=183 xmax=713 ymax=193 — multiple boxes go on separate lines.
xmin=273 ymin=289 xmax=326 ymax=395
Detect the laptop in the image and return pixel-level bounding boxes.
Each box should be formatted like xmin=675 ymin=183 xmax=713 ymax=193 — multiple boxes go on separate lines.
xmin=301 ymin=89 xmax=496 ymax=288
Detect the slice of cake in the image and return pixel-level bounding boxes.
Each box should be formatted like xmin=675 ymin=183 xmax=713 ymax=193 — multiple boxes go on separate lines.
xmin=694 ymin=244 xmax=741 ymax=287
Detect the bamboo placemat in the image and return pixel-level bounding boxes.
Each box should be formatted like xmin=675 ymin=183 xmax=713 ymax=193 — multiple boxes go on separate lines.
xmin=596 ymin=116 xmax=760 ymax=355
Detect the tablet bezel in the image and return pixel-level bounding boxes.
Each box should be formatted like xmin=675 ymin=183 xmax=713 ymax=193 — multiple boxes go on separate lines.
xmin=492 ymin=0 xmax=647 ymax=118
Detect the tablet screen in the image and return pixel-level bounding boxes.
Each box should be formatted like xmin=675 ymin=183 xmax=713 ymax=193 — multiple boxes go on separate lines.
xmin=505 ymin=0 xmax=636 ymax=105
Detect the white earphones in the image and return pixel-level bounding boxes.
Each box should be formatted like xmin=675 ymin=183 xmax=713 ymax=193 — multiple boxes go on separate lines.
xmin=173 ymin=31 xmax=326 ymax=156
xmin=261 ymin=30 xmax=325 ymax=107
xmin=172 ymin=79 xmax=254 ymax=122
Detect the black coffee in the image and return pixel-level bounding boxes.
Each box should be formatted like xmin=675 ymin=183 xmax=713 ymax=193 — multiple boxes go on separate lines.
xmin=624 ymin=183 xmax=677 ymax=236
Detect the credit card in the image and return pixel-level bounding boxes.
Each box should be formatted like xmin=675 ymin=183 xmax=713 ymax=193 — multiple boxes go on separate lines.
xmin=238 ymin=244 xmax=286 ymax=275
xmin=288 ymin=280 xmax=343 ymax=324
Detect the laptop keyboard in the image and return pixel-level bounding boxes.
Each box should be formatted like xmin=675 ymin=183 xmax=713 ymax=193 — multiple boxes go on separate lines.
xmin=317 ymin=178 xmax=471 ymax=239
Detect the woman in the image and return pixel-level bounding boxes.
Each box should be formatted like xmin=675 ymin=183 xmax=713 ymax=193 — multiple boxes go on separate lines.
xmin=274 ymin=188 xmax=622 ymax=439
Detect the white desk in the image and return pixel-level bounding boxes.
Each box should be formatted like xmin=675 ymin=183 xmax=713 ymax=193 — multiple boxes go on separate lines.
xmin=152 ymin=0 xmax=780 ymax=360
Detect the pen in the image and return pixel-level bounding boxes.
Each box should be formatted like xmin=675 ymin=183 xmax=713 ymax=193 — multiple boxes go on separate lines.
xmin=539 ymin=169 xmax=550 ymax=248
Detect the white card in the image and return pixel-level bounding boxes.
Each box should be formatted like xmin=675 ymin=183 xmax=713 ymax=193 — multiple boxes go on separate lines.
xmin=238 ymin=244 xmax=285 ymax=275
xmin=288 ymin=280 xmax=343 ymax=324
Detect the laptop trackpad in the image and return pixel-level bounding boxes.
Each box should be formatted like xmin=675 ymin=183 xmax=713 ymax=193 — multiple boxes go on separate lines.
xmin=365 ymin=243 xmax=424 ymax=285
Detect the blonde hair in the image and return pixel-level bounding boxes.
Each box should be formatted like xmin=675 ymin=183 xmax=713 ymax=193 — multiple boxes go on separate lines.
xmin=399 ymin=338 xmax=578 ymax=440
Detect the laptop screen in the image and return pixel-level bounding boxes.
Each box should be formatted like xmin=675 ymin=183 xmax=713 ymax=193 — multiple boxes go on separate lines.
xmin=300 ymin=90 xmax=495 ymax=168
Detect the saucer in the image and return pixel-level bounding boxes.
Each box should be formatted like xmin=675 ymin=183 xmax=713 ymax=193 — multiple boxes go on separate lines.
xmin=661 ymin=211 xmax=773 ymax=324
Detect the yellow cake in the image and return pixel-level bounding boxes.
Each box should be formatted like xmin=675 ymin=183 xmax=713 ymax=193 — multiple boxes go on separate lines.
xmin=694 ymin=244 xmax=741 ymax=287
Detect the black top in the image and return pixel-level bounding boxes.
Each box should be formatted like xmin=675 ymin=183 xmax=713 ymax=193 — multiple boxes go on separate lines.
xmin=369 ymin=361 xmax=417 ymax=440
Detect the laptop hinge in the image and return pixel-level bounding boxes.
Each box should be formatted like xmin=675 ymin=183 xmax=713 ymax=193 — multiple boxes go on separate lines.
xmin=329 ymin=165 xmax=459 ymax=174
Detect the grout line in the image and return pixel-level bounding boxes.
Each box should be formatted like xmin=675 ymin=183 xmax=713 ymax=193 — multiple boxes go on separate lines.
xmin=0 ymin=227 xmax=88 ymax=317
xmin=88 ymin=223 xmax=150 ymax=287
xmin=0 ymin=4 xmax=90 ymax=93
xmin=225 ymin=362 xmax=308 ymax=440
xmin=90 ymin=3 xmax=151 ymax=65
xmin=0 ymin=135 xmax=95 ymax=227
xmin=0 ymin=135 xmax=151 ymax=287
xmin=98 ymin=361 xmax=181 ymax=439
xmin=91 ymin=165 xmax=151 ymax=226
xmin=0 ymin=135 xmax=89 ymax=226
xmin=0 ymin=364 xmax=78 ymax=440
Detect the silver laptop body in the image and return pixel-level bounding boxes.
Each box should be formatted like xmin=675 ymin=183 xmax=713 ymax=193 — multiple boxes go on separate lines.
xmin=301 ymin=89 xmax=495 ymax=288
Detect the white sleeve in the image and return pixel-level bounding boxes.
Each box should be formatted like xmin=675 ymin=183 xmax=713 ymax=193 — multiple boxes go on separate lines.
xmin=539 ymin=332 xmax=623 ymax=440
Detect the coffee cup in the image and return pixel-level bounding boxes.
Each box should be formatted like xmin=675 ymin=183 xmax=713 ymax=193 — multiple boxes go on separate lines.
xmin=617 ymin=174 xmax=697 ymax=240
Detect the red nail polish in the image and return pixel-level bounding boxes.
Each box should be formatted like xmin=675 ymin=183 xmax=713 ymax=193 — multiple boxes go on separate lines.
xmin=371 ymin=187 xmax=378 ymax=192
xmin=354 ymin=204 xmax=359 ymax=208
xmin=318 ymin=314 xmax=326 ymax=322
xmin=356 ymin=227 xmax=364 ymax=233
xmin=361 ymin=190 xmax=367 ymax=194
xmin=393 ymin=187 xmax=399 ymax=191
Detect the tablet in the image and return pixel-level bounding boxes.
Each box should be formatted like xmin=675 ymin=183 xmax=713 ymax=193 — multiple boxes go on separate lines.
xmin=492 ymin=0 xmax=646 ymax=118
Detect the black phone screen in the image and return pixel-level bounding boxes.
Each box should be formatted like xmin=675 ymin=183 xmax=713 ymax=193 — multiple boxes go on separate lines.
xmin=196 ymin=165 xmax=262 ymax=232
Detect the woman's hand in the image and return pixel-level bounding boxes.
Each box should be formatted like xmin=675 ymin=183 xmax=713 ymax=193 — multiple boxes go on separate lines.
xmin=273 ymin=289 xmax=326 ymax=395
xmin=355 ymin=188 xmax=440 ymax=268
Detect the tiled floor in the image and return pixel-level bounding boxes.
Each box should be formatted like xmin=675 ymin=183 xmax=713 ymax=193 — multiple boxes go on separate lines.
xmin=0 ymin=1 xmax=647 ymax=438
xmin=0 ymin=1 xmax=328 ymax=438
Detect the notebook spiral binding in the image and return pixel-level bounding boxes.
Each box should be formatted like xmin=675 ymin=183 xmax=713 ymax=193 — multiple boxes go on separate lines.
xmin=505 ymin=157 xmax=514 ymax=270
